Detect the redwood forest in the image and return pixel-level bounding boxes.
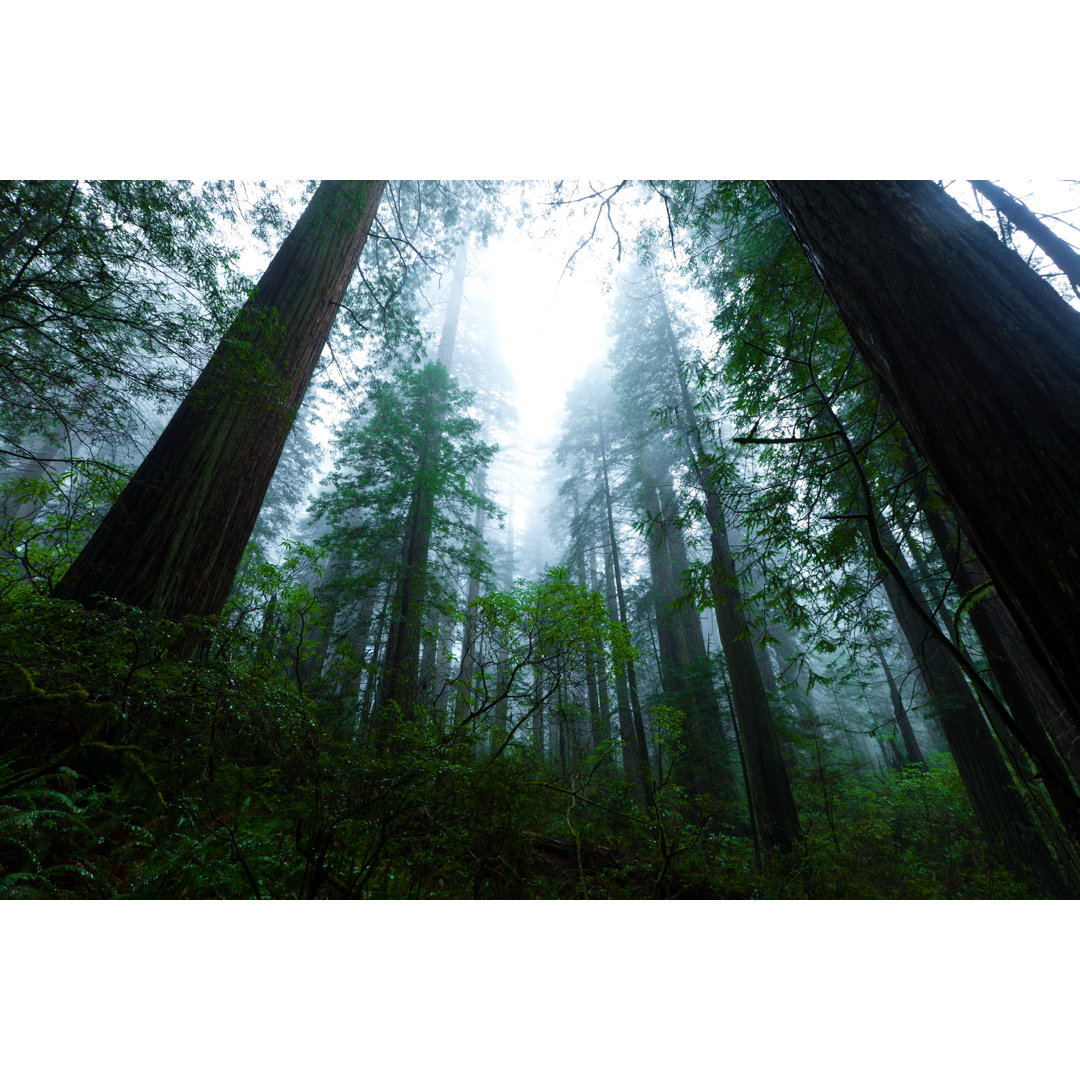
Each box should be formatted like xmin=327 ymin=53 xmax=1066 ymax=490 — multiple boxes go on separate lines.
xmin=4 ymin=178 xmax=1080 ymax=900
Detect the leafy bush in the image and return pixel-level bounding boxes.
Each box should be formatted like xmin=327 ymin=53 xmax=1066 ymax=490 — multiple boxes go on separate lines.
xmin=0 ymin=596 xmax=1051 ymax=899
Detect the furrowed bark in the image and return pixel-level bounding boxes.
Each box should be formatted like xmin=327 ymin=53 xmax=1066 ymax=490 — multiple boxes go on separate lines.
xmin=55 ymin=180 xmax=386 ymax=621
xmin=766 ymin=180 xmax=1080 ymax=725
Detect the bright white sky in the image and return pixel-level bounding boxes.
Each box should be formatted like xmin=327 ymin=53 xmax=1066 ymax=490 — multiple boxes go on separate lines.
xmin=468 ymin=224 xmax=618 ymax=570
xmin=449 ymin=188 xmax=670 ymax=563
xmin=479 ymin=223 xmax=613 ymax=446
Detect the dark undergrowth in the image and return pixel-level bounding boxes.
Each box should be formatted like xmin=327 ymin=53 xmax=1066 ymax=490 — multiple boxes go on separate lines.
xmin=0 ymin=598 xmax=1048 ymax=899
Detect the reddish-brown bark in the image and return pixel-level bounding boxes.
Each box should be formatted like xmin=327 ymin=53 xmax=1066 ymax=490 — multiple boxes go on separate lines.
xmin=54 ymin=181 xmax=385 ymax=621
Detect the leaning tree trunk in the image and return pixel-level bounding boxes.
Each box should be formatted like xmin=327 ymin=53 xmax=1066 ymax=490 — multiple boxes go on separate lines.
xmin=868 ymin=631 xmax=925 ymax=767
xmin=969 ymin=180 xmax=1080 ymax=299
xmin=766 ymin=180 xmax=1080 ymax=727
xmin=875 ymin=517 xmax=1070 ymax=896
xmin=920 ymin=503 xmax=1080 ymax=853
xmin=54 ymin=180 xmax=385 ymax=621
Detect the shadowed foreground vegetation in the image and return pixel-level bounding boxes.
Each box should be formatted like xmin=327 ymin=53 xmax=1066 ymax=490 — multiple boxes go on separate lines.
xmin=1 ymin=598 xmax=1040 ymax=899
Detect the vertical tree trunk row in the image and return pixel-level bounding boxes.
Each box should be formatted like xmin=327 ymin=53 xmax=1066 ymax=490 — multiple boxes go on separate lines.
xmin=657 ymin=281 xmax=799 ymax=851
xmin=597 ymin=416 xmax=651 ymax=793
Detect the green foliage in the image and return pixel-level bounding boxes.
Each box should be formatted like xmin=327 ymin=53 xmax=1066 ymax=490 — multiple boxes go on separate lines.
xmin=448 ymin=566 xmax=633 ymax=746
xmin=0 ymin=590 xmax=1046 ymax=898
xmin=0 ymin=180 xmax=245 ymax=464
xmin=0 ymin=457 xmax=135 ymax=599
xmin=776 ymin=756 xmax=1038 ymax=899
xmin=0 ymin=179 xmax=1069 ymax=900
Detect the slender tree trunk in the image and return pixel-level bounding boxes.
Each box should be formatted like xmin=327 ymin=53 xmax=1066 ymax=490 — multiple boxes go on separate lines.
xmin=455 ymin=472 xmax=486 ymax=725
xmin=658 ymin=475 xmax=722 ymax=689
xmin=294 ymin=597 xmax=333 ymax=691
xmin=589 ymin=547 xmax=614 ymax=749
xmin=377 ymin=239 xmax=469 ymax=735
xmin=891 ymin=433 xmax=1080 ymax=827
xmin=920 ymin=503 xmax=1080 ymax=852
xmin=877 ymin=519 xmax=1070 ymax=895
xmin=603 ymin=531 xmax=640 ymax=789
xmin=360 ymin=576 xmax=395 ymax=730
xmin=555 ymin=661 xmax=568 ymax=775
xmin=568 ymin=505 xmax=605 ymax=757
xmin=341 ymin=597 xmax=377 ymax=708
xmin=532 ymin=665 xmax=545 ymax=756
xmin=437 ymin=241 xmax=468 ymax=374
xmin=55 ymin=181 xmax=385 ymax=620
xmin=493 ymin=477 xmax=516 ymax=738
xmin=415 ymin=241 xmax=470 ymax=722
xmin=970 ymin=180 xmax=1080 ymax=299
xmin=1 ymin=435 xmax=67 ymax=523
xmin=658 ymin=282 xmax=798 ymax=850
xmin=868 ymin=632 xmax=925 ymax=767
xmin=597 ymin=419 xmax=651 ymax=790
xmin=375 ymin=366 xmax=448 ymax=735
xmin=418 ymin=620 xmax=439 ymax=710
xmin=766 ymin=180 xmax=1080 ymax=726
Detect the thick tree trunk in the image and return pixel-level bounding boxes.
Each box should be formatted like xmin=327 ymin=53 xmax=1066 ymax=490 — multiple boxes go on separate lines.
xmin=54 ymin=181 xmax=385 ymax=620
xmin=705 ymin=514 xmax=800 ymax=853
xmin=766 ymin=180 xmax=1080 ymax=725
xmin=641 ymin=465 xmax=734 ymax=798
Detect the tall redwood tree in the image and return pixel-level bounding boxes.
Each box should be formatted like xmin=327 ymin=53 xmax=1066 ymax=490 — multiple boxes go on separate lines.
xmin=766 ymin=180 xmax=1080 ymax=723
xmin=54 ymin=180 xmax=386 ymax=621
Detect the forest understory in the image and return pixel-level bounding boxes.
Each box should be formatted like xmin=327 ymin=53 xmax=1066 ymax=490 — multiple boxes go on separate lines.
xmin=0 ymin=595 xmax=1058 ymax=899
xmin=4 ymin=179 xmax=1080 ymax=900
